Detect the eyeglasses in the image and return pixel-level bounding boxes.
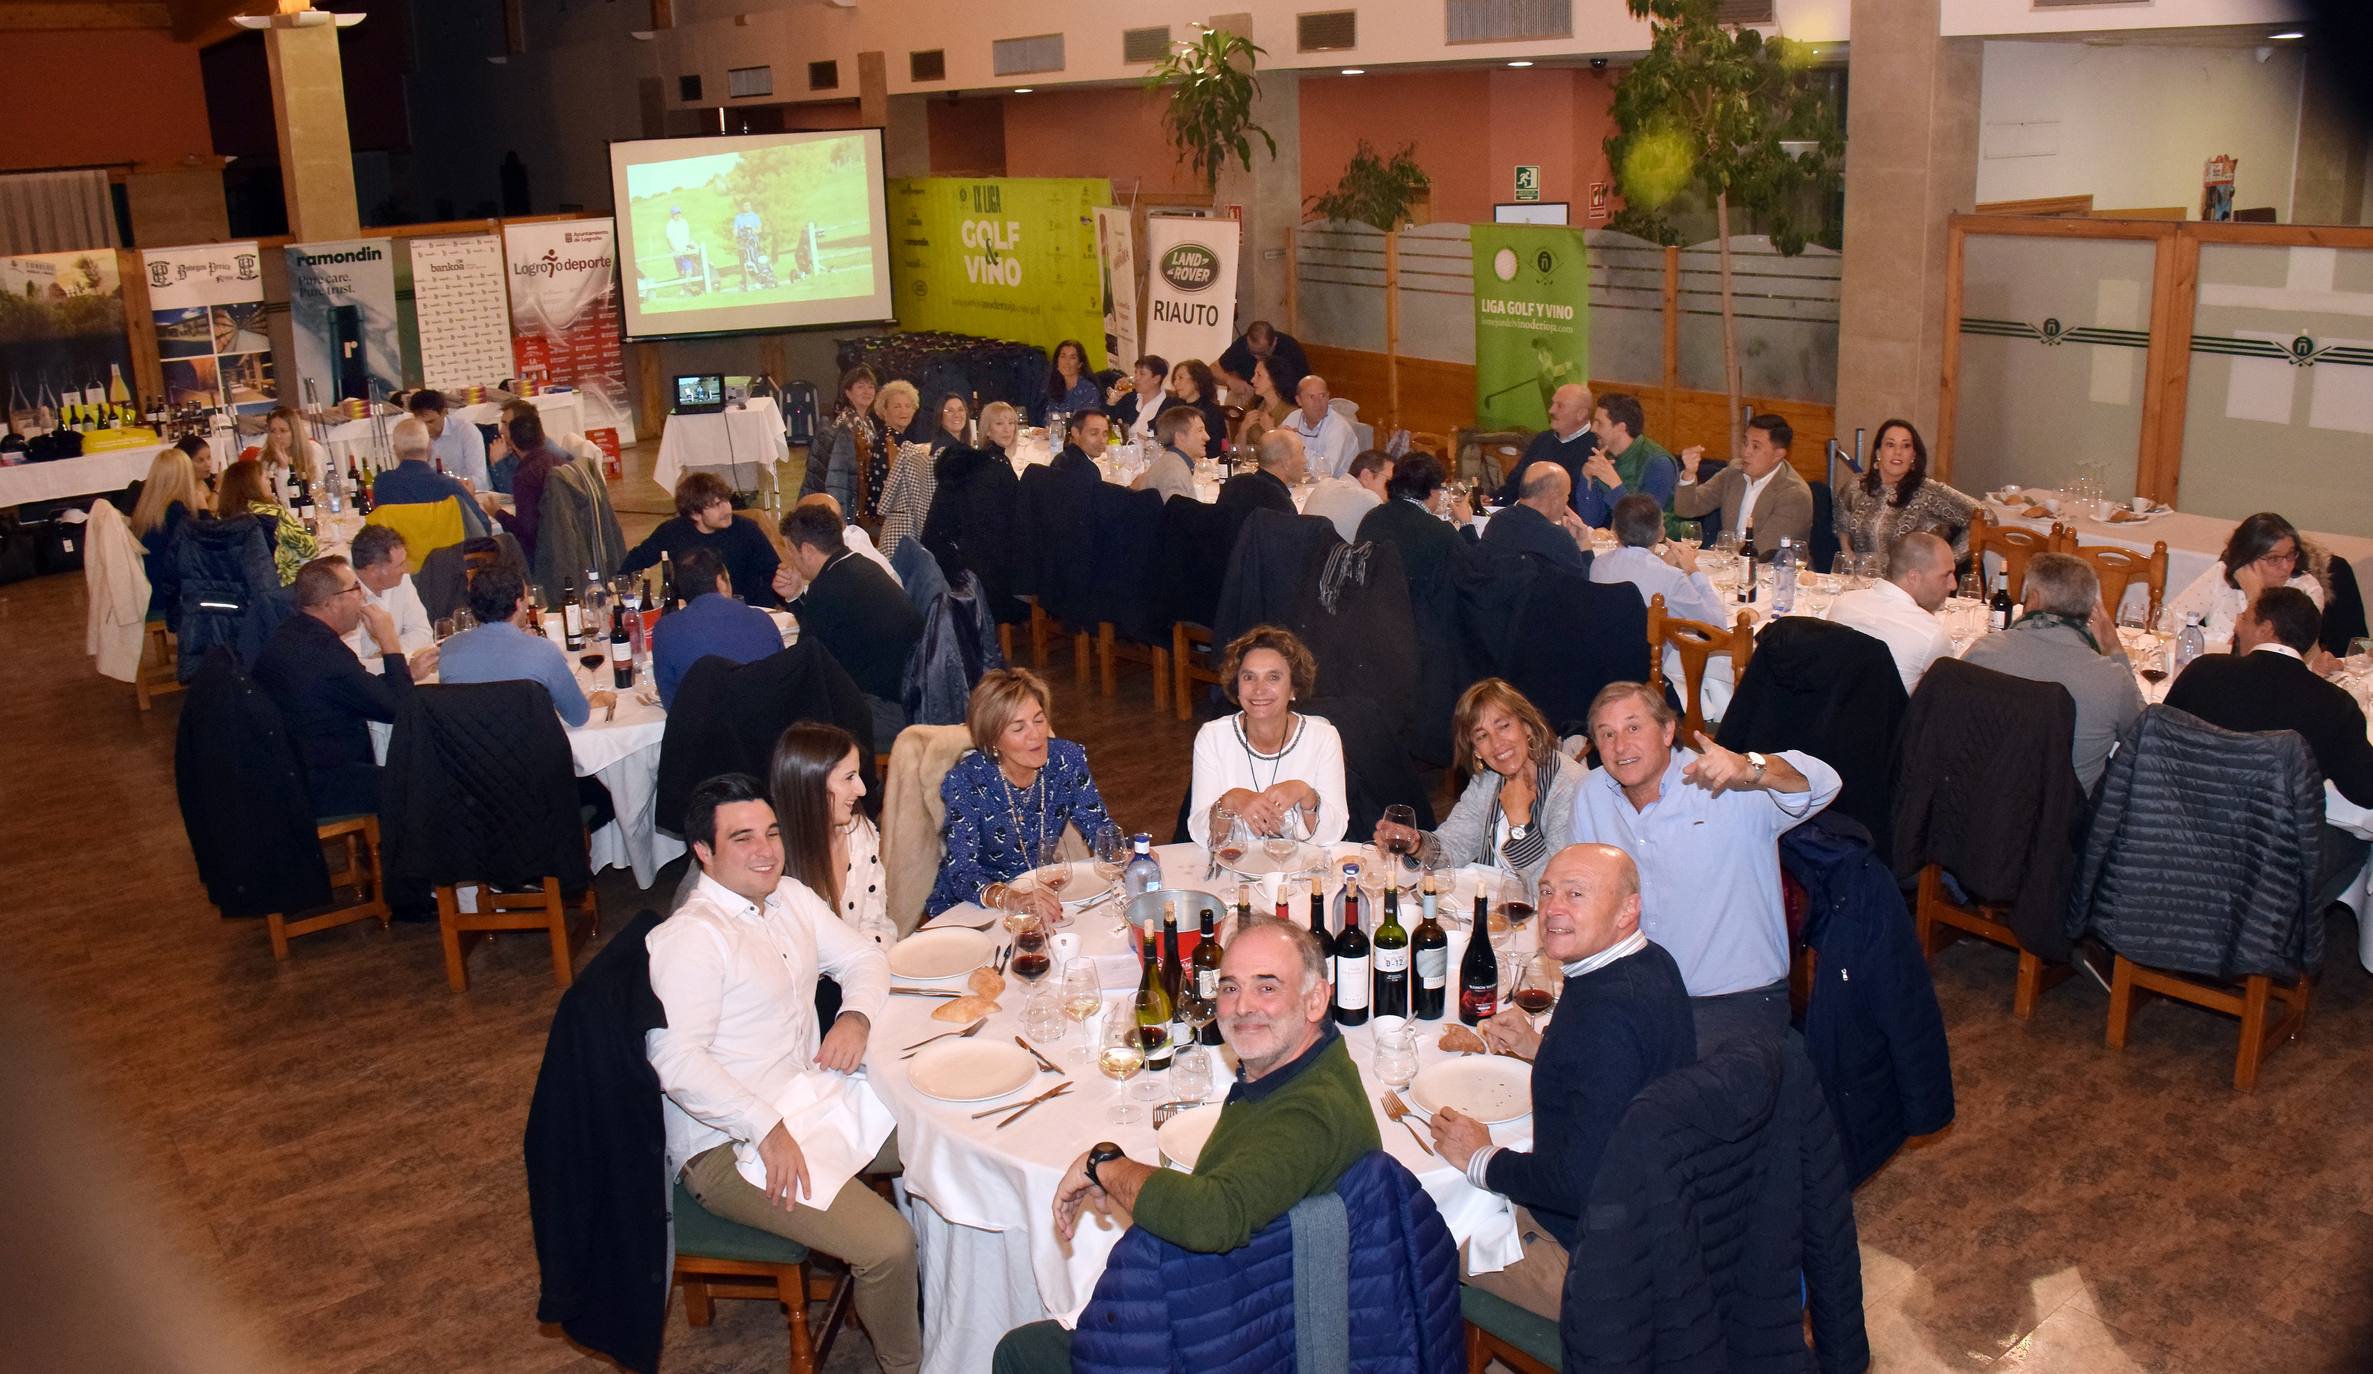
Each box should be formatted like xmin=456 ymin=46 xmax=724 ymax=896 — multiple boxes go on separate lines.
xmin=334 ymin=582 xmax=365 ymax=597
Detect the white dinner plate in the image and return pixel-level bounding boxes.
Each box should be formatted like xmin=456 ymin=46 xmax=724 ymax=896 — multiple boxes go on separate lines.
xmin=1009 ymin=860 xmax=1113 ymax=909
xmin=907 ymin=1040 xmax=1036 ymax=1103
xmin=1411 ymin=1054 xmax=1532 ymax=1125
xmin=1156 ymin=1103 xmax=1226 ymax=1172
xmin=887 ymin=927 xmax=995 ymax=981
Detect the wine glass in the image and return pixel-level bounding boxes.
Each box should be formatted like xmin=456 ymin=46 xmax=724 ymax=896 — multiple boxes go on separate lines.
xmin=1009 ymin=914 xmax=1052 ymax=986
xmin=1263 ymin=801 xmax=1306 ymax=866
xmin=1091 ymin=824 xmax=1126 ymax=890
xmin=1033 ymin=836 xmax=1073 ymax=927
xmin=1511 ymin=954 xmax=1561 ymax=1017
xmin=1181 ymin=985 xmax=1218 ymax=1054
xmin=1097 ymin=1010 xmax=1146 ymax=1126
xmin=1214 ymin=811 xmax=1253 ymax=869
xmin=1132 ymin=989 xmax=1172 ymax=1102
xmin=1381 ymin=804 xmax=1418 ymax=874
xmin=1060 ymin=960 xmax=1103 ymax=1063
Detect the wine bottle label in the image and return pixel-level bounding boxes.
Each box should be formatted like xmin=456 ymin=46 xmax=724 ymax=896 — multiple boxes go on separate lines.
xmin=1334 ymin=957 xmax=1371 ymax=1009
xmin=1195 ymin=968 xmax=1218 ymax=1000
xmin=563 ymin=606 xmax=583 ymax=634
xmin=609 ymin=640 xmax=630 ymax=662
xmin=1416 ymin=948 xmax=1448 ymax=987
xmin=1373 ymin=945 xmax=1409 ymax=975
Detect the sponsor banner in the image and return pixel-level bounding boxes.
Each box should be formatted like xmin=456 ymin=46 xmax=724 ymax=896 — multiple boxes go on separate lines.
xmin=142 ymin=241 xmax=275 ymax=413
xmin=504 ymin=218 xmax=634 ymax=461
xmin=886 ymin=177 xmax=1110 ymax=368
xmin=408 ymin=234 xmax=514 ymax=391
xmin=1093 ymin=206 xmax=1140 ymax=368
xmin=286 ymin=237 xmax=400 ymax=406
xmin=1141 ymin=217 xmax=1239 ymax=372
xmin=0 ymin=249 xmax=134 ymax=430
xmin=1470 ymin=225 xmax=1590 ymax=431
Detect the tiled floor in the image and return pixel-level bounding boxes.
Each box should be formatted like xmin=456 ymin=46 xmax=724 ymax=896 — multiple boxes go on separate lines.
xmin=2 ymin=446 xmax=2367 ymax=1372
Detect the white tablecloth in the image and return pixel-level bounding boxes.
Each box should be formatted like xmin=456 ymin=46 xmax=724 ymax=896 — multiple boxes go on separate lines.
xmin=652 ymin=396 xmax=787 ymax=495
xmin=0 ymin=442 xmax=169 ymax=506
xmin=1982 ymin=490 xmax=2373 ymax=619
xmin=869 ymin=843 xmax=1528 ymax=1374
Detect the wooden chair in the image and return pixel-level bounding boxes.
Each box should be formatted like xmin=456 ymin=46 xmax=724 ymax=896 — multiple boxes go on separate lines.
xmin=1968 ymin=512 xmax=2071 ymax=603
xmin=1461 ymin=1285 xmax=1558 ymax=1374
xmin=1911 ymin=864 xmax=2069 ymax=1020
xmin=2105 ymin=956 xmax=2313 ymax=1092
xmin=136 ymin=618 xmax=183 ymax=712
xmin=2071 ymin=538 xmax=2169 ymax=625
xmin=1096 ymin=622 xmax=1171 ymax=708
xmin=437 ymin=875 xmax=598 ymax=991
xmin=1645 ymin=594 xmax=1754 ymax=738
xmin=1024 ymin=599 xmax=1093 ymax=684
xmin=673 ymin=1177 xmax=857 ymax=1374
xmin=267 ymin=815 xmax=391 ymax=959
xmin=1170 ymin=621 xmax=1224 ymax=721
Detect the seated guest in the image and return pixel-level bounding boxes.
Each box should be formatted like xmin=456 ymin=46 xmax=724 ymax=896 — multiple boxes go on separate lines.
xmin=997 ymin=915 xmax=1377 ymax=1372
xmin=2167 ymin=511 xmax=2329 ymax=648
xmin=2166 ymin=586 xmax=2373 ymax=907
xmin=438 ymin=563 xmax=614 ymax=727
xmin=216 ymin=456 xmax=314 ymax=587
xmin=1579 ymin=391 xmax=1679 ymax=532
xmin=1049 ymin=408 xmax=1110 ymax=484
xmin=976 ymin=400 xmax=1023 ymax=472
xmin=646 ymin=773 xmax=916 ymax=1374
xmin=1166 ymin=359 xmax=1229 ymax=460
xmin=798 ymin=365 xmax=879 ymax=514
xmin=1589 ymin=493 xmax=1728 ymax=624
xmin=1822 ymin=530 xmax=1958 ymax=695
xmin=373 ymin=417 xmax=493 ymax=538
xmin=1480 ymin=461 xmax=1591 ymax=574
xmin=1305 ymin=448 xmax=1391 ymax=543
xmin=652 ymin=545 xmax=784 ymax=708
xmin=1962 ymin=552 xmax=2141 ymax=791
xmin=1215 ymin=319 xmax=1310 ymax=400
xmin=928 ymin=391 xmax=970 ymax=456
xmin=1037 ymin=338 xmax=1102 ymax=423
xmin=1106 ymin=353 xmax=1173 ymax=448
xmin=773 ymin=722 xmax=893 ymax=945
xmin=1354 ymin=450 xmax=1475 ymax=598
xmin=249 ymin=404 xmax=327 ymax=488
xmin=1832 ymin=419 xmax=1975 ymax=563
xmin=343 ymin=524 xmax=435 ymax=674
xmin=927 ymin=668 xmax=1116 ymax=918
xmin=620 ymin=471 xmax=782 ymax=608
xmin=795 ymin=493 xmax=899 ymax=586
xmin=1674 ymin=412 xmax=1814 ymax=558
xmin=480 ymin=400 xmax=571 ymax=563
xmin=1229 ymin=357 xmax=1292 ymax=453
xmin=1189 ymin=626 xmax=1348 ymax=846
xmin=1497 ymin=383 xmax=1596 ymax=514
xmin=774 ymin=503 xmax=923 ymax=742
xmin=1377 ymin=679 xmax=1582 ymax=896
xmin=1277 ymin=373 xmax=1358 ymax=480
xmin=1216 ymin=427 xmax=1303 ymax=516
xmin=1564 ymin=682 xmax=1840 ymax=1049
xmin=406 ymin=388 xmax=491 ymax=490
xmin=1132 ymin=405 xmax=1202 ymax=504
xmin=129 ymin=446 xmax=205 ymax=620
xmin=1428 ymin=843 xmax=1695 ymax=1320
xmin=867 ymin=379 xmax=925 ymax=524
xmin=252 ymin=555 xmax=429 ymax=819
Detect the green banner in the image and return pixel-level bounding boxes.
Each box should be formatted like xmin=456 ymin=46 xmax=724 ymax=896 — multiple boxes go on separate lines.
xmin=887 ymin=177 xmax=1112 ymax=368
xmin=1471 ymin=225 xmax=1590 ymax=431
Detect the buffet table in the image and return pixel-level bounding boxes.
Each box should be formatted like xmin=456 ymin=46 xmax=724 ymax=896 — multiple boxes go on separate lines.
xmin=652 ymin=396 xmax=788 ymax=498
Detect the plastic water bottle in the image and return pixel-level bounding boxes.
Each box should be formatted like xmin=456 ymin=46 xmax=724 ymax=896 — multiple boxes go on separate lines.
xmin=1048 ymin=412 xmax=1068 ymax=452
xmin=2174 ymin=613 xmax=2206 ymax=674
xmin=1772 ymin=538 xmax=1798 ymax=615
xmin=1122 ymin=833 xmax=1163 ymax=903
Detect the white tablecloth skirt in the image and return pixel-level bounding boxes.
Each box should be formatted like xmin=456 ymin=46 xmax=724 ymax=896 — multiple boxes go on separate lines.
xmin=0 ymin=443 xmax=169 ymax=507
xmin=653 ymin=396 xmax=788 ymax=494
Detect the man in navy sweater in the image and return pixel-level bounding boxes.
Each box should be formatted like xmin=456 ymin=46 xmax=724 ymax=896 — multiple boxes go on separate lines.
xmin=1429 ymin=842 xmax=1697 ymax=1319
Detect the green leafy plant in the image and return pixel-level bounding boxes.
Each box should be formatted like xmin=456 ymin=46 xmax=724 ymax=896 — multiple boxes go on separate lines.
xmin=1307 ymin=142 xmax=1432 ymax=230
xmin=1605 ymin=0 xmax=1842 ymax=450
xmin=1146 ymin=25 xmax=1276 ymax=192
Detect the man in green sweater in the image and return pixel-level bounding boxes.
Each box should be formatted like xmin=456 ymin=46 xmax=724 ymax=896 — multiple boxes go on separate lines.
xmin=992 ymin=916 xmax=1379 ymax=1372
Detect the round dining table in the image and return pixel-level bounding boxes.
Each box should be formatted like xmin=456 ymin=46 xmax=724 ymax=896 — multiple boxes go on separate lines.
xmin=866 ymin=841 xmax=1535 ymax=1374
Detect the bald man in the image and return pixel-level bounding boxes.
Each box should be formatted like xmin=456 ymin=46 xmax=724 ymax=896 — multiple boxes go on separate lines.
xmin=1822 ymin=530 xmax=1957 ymax=694
xmin=1216 ymin=426 xmax=1304 ymax=518
xmin=1430 ymin=843 xmax=1696 ymax=1319
xmin=1479 ymin=459 xmax=1593 ymax=574
xmin=1497 ymin=382 xmax=1597 ymax=515
xmin=1279 ymin=374 xmax=1358 ymax=479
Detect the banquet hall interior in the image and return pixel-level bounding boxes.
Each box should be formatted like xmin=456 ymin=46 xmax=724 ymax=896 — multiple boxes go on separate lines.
xmin=5 ymin=0 xmax=2373 ymax=1372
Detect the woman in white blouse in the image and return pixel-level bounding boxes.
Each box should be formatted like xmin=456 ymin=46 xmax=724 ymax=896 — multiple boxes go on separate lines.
xmin=2167 ymin=511 xmax=2327 ymax=647
xmin=1188 ymin=625 xmax=1348 ymax=847
xmin=772 ymin=721 xmax=892 ymax=944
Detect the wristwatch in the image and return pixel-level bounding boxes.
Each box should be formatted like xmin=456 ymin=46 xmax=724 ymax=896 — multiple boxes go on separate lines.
xmin=1746 ymin=751 xmax=1769 ymax=786
xmin=1085 ymin=1141 xmax=1126 ymax=1190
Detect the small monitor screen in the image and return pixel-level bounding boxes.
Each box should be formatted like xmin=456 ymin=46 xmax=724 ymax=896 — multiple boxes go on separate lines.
xmin=675 ymin=373 xmax=724 ymax=409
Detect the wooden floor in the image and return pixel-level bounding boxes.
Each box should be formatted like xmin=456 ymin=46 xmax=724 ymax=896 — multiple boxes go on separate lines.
xmin=3 ymin=444 xmax=2369 ymax=1372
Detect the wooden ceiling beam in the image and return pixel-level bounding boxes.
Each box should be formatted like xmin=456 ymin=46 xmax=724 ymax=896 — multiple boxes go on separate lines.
xmin=0 ymin=3 xmax=173 ymax=31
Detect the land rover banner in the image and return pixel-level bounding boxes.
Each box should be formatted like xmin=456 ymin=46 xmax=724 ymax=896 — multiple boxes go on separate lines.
xmin=285 ymin=238 xmax=401 ymax=407
xmin=1470 ymin=224 xmax=1589 ymax=431
xmin=1142 ymin=215 xmax=1239 ymax=372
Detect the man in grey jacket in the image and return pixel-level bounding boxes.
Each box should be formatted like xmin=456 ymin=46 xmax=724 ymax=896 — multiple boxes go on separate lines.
xmin=1672 ymin=413 xmax=1814 ymax=559
xmin=1962 ymin=552 xmax=2142 ymax=791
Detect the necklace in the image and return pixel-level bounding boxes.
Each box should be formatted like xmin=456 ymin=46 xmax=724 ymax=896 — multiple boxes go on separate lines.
xmin=997 ymin=757 xmax=1048 ymax=853
xmin=1233 ymin=713 xmax=1301 ymax=793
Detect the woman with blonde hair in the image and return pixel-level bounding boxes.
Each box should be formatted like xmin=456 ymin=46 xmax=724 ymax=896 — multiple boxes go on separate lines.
xmin=130 ymin=447 xmax=206 ymax=618
xmin=1188 ymin=625 xmax=1347 ymax=847
xmin=927 ymin=667 xmax=1116 ymax=919
xmin=873 ymin=380 xmax=937 ymax=547
xmin=1375 ymin=678 xmax=1583 ymax=895
xmin=246 ymin=404 xmax=326 ymax=487
xmin=215 ymin=459 xmax=314 ymax=586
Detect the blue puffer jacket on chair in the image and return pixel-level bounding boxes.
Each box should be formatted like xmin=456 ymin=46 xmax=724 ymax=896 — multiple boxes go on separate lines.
xmin=1071 ymin=1150 xmax=1463 ymax=1374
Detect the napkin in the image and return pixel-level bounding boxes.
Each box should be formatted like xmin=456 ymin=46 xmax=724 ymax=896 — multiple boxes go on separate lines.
xmin=733 ymin=1070 xmax=898 ymax=1209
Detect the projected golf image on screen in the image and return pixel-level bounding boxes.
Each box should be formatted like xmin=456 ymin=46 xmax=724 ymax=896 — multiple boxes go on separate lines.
xmin=611 ymin=129 xmax=892 ymax=339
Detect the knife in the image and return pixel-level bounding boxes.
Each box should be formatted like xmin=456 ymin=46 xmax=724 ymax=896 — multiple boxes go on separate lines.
xmin=1013 ymin=1035 xmax=1066 ymax=1076
xmin=972 ymin=1079 xmax=1071 ymax=1120
xmin=993 ymin=1084 xmax=1073 ymax=1129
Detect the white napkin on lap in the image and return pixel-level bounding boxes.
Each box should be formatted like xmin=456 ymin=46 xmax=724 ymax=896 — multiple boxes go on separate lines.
xmin=734 ymin=1070 xmax=898 ymax=1209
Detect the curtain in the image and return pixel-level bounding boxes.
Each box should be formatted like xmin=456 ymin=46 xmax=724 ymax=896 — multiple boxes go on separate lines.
xmin=0 ymin=170 xmax=119 ymax=256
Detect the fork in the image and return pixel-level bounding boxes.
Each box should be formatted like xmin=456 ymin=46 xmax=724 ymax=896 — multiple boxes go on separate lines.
xmin=1381 ymin=1090 xmax=1434 ymax=1157
xmin=898 ymin=1019 xmax=985 ymax=1056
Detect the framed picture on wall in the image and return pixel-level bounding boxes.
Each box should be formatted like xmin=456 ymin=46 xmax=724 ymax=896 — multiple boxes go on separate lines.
xmin=1493 ymin=202 xmax=1571 ymax=226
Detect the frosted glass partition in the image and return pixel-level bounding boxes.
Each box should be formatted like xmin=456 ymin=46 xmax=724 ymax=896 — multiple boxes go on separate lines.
xmin=1674 ymin=236 xmax=1841 ymax=403
xmin=1583 ymin=229 xmax=1667 ymax=388
xmin=1952 ymin=234 xmax=2155 ymax=502
xmin=2176 ymin=243 xmax=2373 ymax=540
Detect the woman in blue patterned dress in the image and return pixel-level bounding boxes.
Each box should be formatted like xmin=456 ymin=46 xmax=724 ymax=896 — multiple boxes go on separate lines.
xmin=926 ymin=667 xmax=1117 ymax=919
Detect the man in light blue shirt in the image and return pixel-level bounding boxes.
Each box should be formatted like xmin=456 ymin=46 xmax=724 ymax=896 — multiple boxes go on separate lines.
xmin=408 ymin=389 xmax=491 ymax=491
xmin=435 ymin=562 xmax=613 ymax=727
xmin=1564 ymin=681 xmax=1840 ymax=1050
xmin=1278 ymin=374 xmax=1358 ymax=480
xmin=1590 ymin=492 xmax=1730 ymax=625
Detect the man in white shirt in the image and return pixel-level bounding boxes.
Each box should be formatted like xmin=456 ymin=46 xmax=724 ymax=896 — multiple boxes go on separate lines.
xmin=1822 ymin=530 xmax=1957 ymax=695
xmin=406 ymin=389 xmax=491 ymax=491
xmin=1109 ymin=353 xmax=1173 ymax=449
xmin=1672 ymin=413 xmax=1813 ymax=557
xmin=1278 ymin=374 xmax=1358 ymax=480
xmin=1304 ymin=448 xmax=1391 ymax=543
xmin=342 ymin=524 xmax=436 ymax=674
xmin=646 ymin=773 xmax=917 ymax=1374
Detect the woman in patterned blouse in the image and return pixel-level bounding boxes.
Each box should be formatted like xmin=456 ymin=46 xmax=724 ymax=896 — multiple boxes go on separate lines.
xmin=771 ymin=721 xmax=892 ymax=945
xmin=1832 ymin=419 xmax=1979 ymax=565
xmin=927 ymin=668 xmax=1116 ymax=919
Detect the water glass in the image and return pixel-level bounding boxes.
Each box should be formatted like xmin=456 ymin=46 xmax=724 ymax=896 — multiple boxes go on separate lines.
xmin=1173 ymin=1045 xmax=1215 ymax=1104
xmin=1021 ymin=991 xmax=1067 ymax=1045
xmin=1372 ymin=1021 xmax=1418 ymax=1092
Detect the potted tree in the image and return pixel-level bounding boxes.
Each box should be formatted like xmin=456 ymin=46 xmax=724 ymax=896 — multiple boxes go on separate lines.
xmin=1147 ymin=25 xmax=1276 ymax=190
xmin=1307 ymin=142 xmax=1433 ymax=231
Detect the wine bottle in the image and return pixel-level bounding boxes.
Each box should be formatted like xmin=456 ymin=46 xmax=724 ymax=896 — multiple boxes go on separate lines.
xmin=1136 ymin=916 xmax=1173 ymax=1072
xmin=292 ymin=471 xmax=316 ymax=533
xmin=1162 ymin=909 xmax=1192 ymax=1060
xmin=659 ymin=551 xmax=676 ymax=612
xmin=107 ymin=364 xmax=130 ymax=407
xmin=1306 ymin=882 xmax=1334 ymax=963
xmin=1235 ymin=882 xmax=1253 ymax=936
xmin=562 ymin=578 xmax=585 ymax=650
xmin=609 ymin=605 xmax=634 ymax=688
xmin=1988 ymin=570 xmax=2012 ymax=633
xmin=1413 ymin=877 xmax=1448 ymax=1021
xmin=1332 ymin=869 xmax=1370 ymax=1027
xmin=1193 ymin=902 xmax=1225 ymax=1045
xmin=1738 ymin=529 xmax=1759 ymax=603
xmin=1372 ymin=888 xmax=1410 ymax=1020
xmin=1460 ymin=890 xmax=1500 ymax=1026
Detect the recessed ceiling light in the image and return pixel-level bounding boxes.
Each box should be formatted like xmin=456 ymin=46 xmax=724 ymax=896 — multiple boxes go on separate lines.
xmin=1506 ymin=60 xmax=1533 ymax=68
xmin=2269 ymin=30 xmax=2304 ymax=40
xmin=1340 ymin=68 xmax=1364 ymax=76
xmin=1012 ymin=87 xmax=1033 ymax=93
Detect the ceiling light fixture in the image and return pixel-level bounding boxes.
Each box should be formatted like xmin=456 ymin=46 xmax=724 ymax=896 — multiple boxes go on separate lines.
xmin=1339 ymin=67 xmax=1364 ymax=75
xmin=1506 ymin=60 xmax=1532 ymax=68
xmin=2269 ymin=30 xmax=2304 ymax=40
xmin=1012 ymin=87 xmax=1033 ymax=94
